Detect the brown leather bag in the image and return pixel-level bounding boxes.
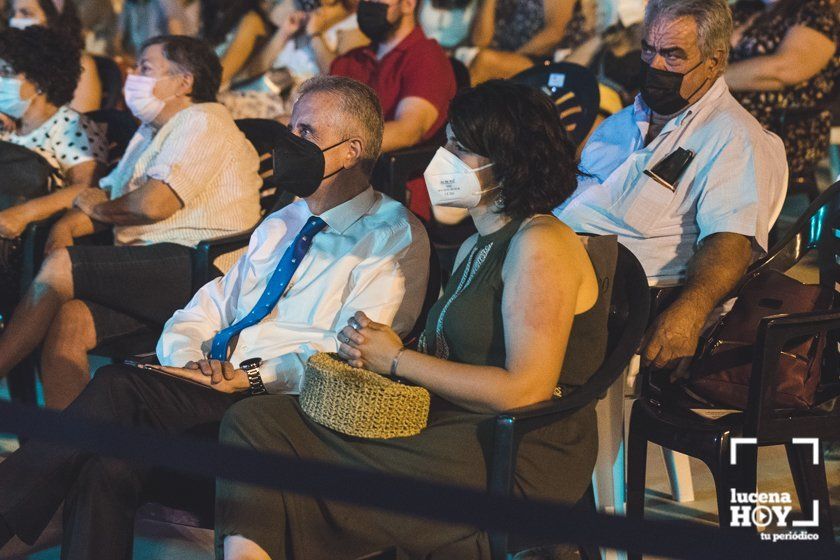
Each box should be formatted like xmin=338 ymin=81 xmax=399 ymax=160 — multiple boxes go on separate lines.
xmin=688 ymin=270 xmax=834 ymax=410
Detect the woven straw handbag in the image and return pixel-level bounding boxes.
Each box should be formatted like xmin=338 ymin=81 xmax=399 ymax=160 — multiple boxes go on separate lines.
xmin=300 ymin=352 xmax=431 ymax=439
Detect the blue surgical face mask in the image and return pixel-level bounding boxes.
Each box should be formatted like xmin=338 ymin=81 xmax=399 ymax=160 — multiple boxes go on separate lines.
xmin=9 ymin=17 xmax=39 ymax=29
xmin=0 ymin=77 xmax=32 ymax=119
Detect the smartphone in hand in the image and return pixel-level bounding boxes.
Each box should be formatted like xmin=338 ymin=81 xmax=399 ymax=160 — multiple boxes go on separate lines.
xmin=123 ymin=360 xmax=214 ymax=390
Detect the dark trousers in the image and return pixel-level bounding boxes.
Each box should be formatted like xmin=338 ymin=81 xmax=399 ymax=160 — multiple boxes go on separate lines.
xmin=0 ymin=364 xmax=240 ymax=560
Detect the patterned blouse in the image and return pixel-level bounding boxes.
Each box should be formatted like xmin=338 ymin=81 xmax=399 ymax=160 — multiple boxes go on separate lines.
xmin=492 ymin=0 xmax=589 ymax=54
xmin=730 ymin=0 xmax=840 ymax=178
xmin=0 ymin=105 xmax=108 ymax=189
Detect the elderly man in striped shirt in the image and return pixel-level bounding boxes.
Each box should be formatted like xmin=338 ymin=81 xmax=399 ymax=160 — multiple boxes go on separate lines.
xmin=0 ymin=35 xmax=262 ymax=409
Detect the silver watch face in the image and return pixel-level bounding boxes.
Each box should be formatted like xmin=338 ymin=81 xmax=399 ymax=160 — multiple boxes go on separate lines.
xmin=239 ymin=358 xmax=262 ymax=371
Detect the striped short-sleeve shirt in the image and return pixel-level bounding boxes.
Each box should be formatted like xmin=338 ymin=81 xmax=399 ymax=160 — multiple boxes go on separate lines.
xmin=99 ymin=103 xmax=262 ymax=265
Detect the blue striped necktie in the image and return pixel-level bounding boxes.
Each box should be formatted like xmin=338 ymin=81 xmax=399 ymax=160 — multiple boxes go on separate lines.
xmin=208 ymin=216 xmax=327 ymax=361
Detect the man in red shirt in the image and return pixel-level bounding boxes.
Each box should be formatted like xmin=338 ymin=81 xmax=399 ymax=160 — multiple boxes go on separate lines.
xmin=331 ymin=0 xmax=456 ymax=220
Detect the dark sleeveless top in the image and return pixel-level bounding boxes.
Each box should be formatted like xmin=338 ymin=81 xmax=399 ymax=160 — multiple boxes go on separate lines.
xmin=418 ymin=218 xmax=614 ymax=389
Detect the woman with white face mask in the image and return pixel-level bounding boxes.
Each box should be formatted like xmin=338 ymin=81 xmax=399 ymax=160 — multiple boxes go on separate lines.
xmin=9 ymin=0 xmax=102 ymax=112
xmin=0 ymin=25 xmax=107 ymax=240
xmin=213 ymin=80 xmax=604 ymax=560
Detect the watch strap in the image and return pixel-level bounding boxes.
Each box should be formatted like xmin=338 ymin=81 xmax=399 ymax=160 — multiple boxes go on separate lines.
xmin=239 ymin=358 xmax=266 ymax=396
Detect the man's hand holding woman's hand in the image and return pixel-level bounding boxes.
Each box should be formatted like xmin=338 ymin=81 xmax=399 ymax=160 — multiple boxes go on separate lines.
xmin=336 ymin=311 xmax=403 ymax=375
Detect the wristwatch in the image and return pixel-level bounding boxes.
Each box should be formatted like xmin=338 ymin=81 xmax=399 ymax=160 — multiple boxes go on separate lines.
xmin=239 ymin=358 xmax=267 ymax=396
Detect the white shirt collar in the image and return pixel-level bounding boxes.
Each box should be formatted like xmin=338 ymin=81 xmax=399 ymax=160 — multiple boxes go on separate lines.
xmin=315 ymin=186 xmax=377 ymax=234
xmin=633 ymin=77 xmax=729 ymax=139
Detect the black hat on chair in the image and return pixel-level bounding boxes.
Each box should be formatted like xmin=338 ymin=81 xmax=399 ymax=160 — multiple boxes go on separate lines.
xmin=511 ymin=62 xmax=601 ymax=147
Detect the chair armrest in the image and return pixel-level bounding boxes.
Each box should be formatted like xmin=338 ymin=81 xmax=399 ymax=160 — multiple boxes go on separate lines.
xmin=19 ymin=217 xmax=113 ymax=295
xmin=19 ymin=217 xmax=61 ymax=294
xmin=495 ymin=395 xmax=588 ymax=425
xmin=745 ymin=309 xmax=840 ymax=435
xmin=488 ymin=396 xmax=589 ymax=500
xmin=191 ymin=229 xmax=255 ymax=292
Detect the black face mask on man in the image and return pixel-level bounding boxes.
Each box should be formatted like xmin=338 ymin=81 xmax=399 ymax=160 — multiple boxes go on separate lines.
xmin=357 ymin=0 xmax=395 ymax=43
xmin=271 ymin=127 xmax=348 ymax=198
xmin=639 ymin=58 xmax=707 ymax=115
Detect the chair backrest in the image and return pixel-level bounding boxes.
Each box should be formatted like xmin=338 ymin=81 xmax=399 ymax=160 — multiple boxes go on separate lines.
xmin=404 ymin=242 xmax=442 ymax=346
xmin=511 ymin=62 xmax=601 ymax=148
xmin=744 ymin=179 xmax=840 ymax=285
xmin=734 ymin=180 xmax=840 ymax=432
xmin=370 ymin=142 xmax=440 ymax=204
xmin=234 ymin=118 xmax=294 ymax=215
xmin=85 ymin=109 xmax=138 ymax=167
xmin=92 ymin=55 xmax=124 ymax=111
xmin=547 ymin=242 xmax=650 ymax=414
xmin=816 ymin=180 xmax=840 ymax=382
xmin=744 ymin=192 xmax=840 ymax=435
xmin=449 ymin=57 xmax=470 ymax=91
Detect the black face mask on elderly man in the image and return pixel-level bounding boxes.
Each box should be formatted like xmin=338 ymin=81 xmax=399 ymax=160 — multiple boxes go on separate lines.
xmin=357 ymin=0 xmax=394 ymax=43
xmin=272 ymin=127 xmax=348 ymax=198
xmin=639 ymin=58 xmax=707 ymax=115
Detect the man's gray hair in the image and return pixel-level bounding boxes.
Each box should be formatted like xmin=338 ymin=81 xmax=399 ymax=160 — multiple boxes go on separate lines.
xmin=297 ymin=76 xmax=384 ymax=175
xmin=645 ymin=0 xmax=733 ymax=64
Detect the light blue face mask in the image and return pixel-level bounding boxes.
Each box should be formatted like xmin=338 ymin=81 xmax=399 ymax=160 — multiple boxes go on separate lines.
xmin=9 ymin=17 xmax=39 ymax=30
xmin=0 ymin=77 xmax=32 ymax=119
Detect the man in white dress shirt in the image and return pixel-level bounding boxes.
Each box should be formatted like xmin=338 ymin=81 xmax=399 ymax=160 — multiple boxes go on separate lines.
xmin=0 ymin=76 xmax=430 ymax=560
xmin=556 ymin=0 xmax=787 ymax=370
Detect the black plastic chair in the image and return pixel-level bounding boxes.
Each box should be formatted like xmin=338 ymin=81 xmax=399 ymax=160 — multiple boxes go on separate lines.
xmin=370 ymin=57 xmax=470 ymax=206
xmin=511 ymin=62 xmax=601 ymax=148
xmin=625 ymin=180 xmax=840 ymax=554
xmin=87 ymin=109 xmax=139 ymax=167
xmin=190 ymin=118 xmax=296 ymax=293
xmin=450 ymin=57 xmax=470 ymax=93
xmin=405 ymin=241 xmax=442 ymax=346
xmin=92 ymin=55 xmax=124 ymax=111
xmin=489 ymin=241 xmax=651 ymax=559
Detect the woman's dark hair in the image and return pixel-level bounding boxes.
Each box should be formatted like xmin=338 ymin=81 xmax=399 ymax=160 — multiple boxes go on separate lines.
xmin=448 ymin=80 xmax=579 ymax=220
xmin=0 ymin=25 xmax=81 ymax=107
xmin=141 ymin=35 xmax=222 ymax=103
xmin=17 ymin=0 xmax=84 ymax=50
xmin=199 ymin=0 xmax=265 ymax=46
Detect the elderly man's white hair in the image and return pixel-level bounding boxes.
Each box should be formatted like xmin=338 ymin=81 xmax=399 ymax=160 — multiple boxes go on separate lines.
xmin=644 ymin=0 xmax=733 ymax=66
